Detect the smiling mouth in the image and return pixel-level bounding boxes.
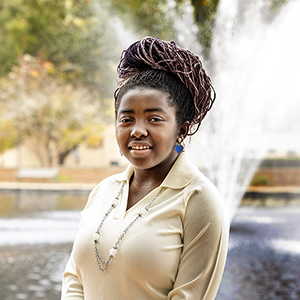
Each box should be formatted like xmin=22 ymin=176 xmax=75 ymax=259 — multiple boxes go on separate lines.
xmin=129 ymin=146 xmax=152 ymax=150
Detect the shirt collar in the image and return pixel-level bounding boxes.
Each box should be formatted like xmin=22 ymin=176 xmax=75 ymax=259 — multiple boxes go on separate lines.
xmin=114 ymin=163 xmax=134 ymax=182
xmin=115 ymin=151 xmax=198 ymax=189
xmin=161 ymin=151 xmax=198 ymax=189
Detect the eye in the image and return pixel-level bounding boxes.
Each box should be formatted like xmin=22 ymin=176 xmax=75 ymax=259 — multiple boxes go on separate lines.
xmin=149 ymin=116 xmax=163 ymax=122
xmin=119 ymin=117 xmax=133 ymax=123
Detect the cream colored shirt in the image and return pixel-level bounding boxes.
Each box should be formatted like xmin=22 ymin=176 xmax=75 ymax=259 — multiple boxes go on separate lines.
xmin=61 ymin=152 xmax=229 ymax=300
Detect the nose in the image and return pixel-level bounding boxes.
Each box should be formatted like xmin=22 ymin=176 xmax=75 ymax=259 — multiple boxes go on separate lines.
xmin=130 ymin=122 xmax=148 ymax=138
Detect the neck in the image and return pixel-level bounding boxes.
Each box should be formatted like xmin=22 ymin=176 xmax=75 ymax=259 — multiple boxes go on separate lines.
xmin=131 ymin=155 xmax=179 ymax=190
xmin=126 ymin=155 xmax=179 ymax=210
xmin=130 ymin=169 xmax=164 ymax=191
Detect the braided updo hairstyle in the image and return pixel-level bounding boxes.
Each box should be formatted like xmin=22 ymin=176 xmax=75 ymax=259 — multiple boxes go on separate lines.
xmin=114 ymin=37 xmax=216 ymax=135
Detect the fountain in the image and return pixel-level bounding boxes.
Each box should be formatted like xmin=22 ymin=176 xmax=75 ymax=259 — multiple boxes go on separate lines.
xmin=188 ymin=0 xmax=300 ymax=220
xmin=110 ymin=0 xmax=300 ymax=220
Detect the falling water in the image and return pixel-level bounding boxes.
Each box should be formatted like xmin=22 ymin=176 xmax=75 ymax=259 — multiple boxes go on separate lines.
xmin=188 ymin=0 xmax=300 ymax=220
xmin=85 ymin=0 xmax=299 ymax=221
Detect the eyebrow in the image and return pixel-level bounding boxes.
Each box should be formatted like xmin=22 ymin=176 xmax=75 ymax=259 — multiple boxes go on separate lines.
xmin=118 ymin=109 xmax=135 ymax=114
xmin=119 ymin=107 xmax=167 ymax=114
xmin=145 ymin=107 xmax=167 ymax=113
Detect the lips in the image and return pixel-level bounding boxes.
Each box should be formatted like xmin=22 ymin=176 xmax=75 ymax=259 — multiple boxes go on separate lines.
xmin=128 ymin=143 xmax=153 ymax=156
xmin=129 ymin=145 xmax=152 ymax=150
xmin=128 ymin=142 xmax=153 ymax=150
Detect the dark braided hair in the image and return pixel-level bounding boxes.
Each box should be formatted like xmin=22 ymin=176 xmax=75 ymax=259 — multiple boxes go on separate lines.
xmin=114 ymin=36 xmax=216 ymax=135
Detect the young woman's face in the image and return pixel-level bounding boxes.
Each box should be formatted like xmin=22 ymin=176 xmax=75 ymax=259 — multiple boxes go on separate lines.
xmin=115 ymin=88 xmax=181 ymax=172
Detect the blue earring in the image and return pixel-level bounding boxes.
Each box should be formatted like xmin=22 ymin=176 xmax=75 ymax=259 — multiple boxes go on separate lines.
xmin=119 ymin=149 xmax=123 ymax=156
xmin=175 ymin=138 xmax=184 ymax=154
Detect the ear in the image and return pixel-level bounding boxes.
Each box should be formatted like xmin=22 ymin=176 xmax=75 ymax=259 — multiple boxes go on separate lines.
xmin=178 ymin=121 xmax=190 ymax=140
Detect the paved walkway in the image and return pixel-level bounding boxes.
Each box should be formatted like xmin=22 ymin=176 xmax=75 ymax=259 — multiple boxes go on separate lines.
xmin=0 ymin=181 xmax=299 ymax=193
xmin=0 ymin=182 xmax=97 ymax=191
xmin=247 ymin=186 xmax=300 ymax=193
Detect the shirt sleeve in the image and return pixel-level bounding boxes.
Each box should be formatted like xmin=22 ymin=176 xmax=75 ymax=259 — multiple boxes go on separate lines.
xmin=60 ymin=181 xmax=104 ymax=300
xmin=167 ymin=184 xmax=229 ymax=300
xmin=61 ymin=251 xmax=84 ymax=300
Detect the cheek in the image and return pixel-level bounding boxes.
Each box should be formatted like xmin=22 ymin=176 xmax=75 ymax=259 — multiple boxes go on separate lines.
xmin=115 ymin=126 xmax=124 ymax=148
xmin=156 ymin=131 xmax=177 ymax=150
xmin=115 ymin=126 xmax=131 ymax=153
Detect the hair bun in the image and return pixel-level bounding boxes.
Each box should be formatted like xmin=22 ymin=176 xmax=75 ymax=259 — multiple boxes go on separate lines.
xmin=117 ymin=36 xmax=216 ymax=132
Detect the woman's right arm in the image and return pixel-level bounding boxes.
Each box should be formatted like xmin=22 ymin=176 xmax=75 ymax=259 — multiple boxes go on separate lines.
xmin=61 ymin=180 xmax=108 ymax=299
xmin=61 ymin=252 xmax=84 ymax=300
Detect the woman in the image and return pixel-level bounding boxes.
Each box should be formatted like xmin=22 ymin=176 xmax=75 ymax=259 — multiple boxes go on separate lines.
xmin=61 ymin=37 xmax=229 ymax=300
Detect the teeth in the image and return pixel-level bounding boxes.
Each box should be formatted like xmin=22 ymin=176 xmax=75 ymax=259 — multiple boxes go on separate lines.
xmin=131 ymin=146 xmax=150 ymax=150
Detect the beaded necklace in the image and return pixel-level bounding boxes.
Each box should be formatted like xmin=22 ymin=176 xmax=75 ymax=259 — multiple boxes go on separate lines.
xmin=93 ymin=181 xmax=165 ymax=271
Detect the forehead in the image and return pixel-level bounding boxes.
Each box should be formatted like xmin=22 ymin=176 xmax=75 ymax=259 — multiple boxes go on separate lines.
xmin=117 ymin=88 xmax=174 ymax=113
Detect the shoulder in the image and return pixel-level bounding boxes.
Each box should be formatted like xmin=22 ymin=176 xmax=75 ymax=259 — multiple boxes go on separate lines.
xmin=88 ymin=164 xmax=133 ymax=199
xmin=189 ymin=170 xmax=221 ymax=202
xmin=167 ymin=151 xmax=225 ymax=220
xmin=184 ymin=169 xmax=226 ymax=225
xmin=83 ymin=172 xmax=126 ymax=210
xmin=89 ymin=174 xmax=120 ymax=197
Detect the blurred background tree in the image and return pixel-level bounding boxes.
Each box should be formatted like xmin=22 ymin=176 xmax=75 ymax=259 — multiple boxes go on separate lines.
xmin=0 ymin=0 xmax=118 ymax=93
xmin=0 ymin=120 xmax=18 ymax=166
xmin=190 ymin=0 xmax=220 ymax=58
xmin=108 ymin=0 xmax=183 ymax=40
xmin=0 ymin=55 xmax=106 ymax=166
xmin=0 ymin=0 xmax=117 ymax=166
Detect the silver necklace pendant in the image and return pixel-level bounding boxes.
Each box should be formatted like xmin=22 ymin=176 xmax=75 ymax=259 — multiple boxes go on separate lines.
xmin=93 ymin=182 xmax=164 ymax=272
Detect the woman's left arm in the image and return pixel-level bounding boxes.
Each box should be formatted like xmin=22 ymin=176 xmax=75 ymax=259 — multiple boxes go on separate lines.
xmin=168 ymin=185 xmax=230 ymax=300
xmin=61 ymin=252 xmax=84 ymax=300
